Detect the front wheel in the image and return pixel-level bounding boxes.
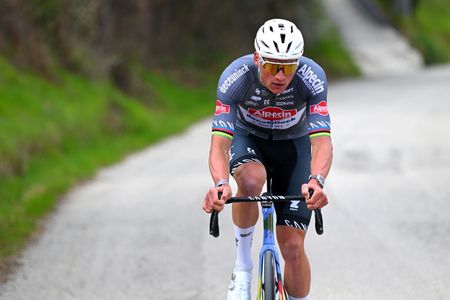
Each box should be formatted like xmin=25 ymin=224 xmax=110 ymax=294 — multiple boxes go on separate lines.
xmin=263 ymin=251 xmax=275 ymax=300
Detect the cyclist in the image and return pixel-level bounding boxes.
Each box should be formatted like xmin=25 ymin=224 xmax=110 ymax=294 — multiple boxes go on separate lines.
xmin=203 ymin=18 xmax=333 ymax=300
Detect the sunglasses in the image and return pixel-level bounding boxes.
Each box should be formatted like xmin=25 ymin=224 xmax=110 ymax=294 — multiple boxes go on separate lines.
xmin=260 ymin=56 xmax=299 ymax=76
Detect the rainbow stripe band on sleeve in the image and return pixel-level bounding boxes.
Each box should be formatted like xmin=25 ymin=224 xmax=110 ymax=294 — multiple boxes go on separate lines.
xmin=309 ymin=131 xmax=331 ymax=138
xmin=212 ymin=129 xmax=234 ymax=139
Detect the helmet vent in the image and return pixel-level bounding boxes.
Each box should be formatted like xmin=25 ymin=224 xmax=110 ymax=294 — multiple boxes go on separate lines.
xmin=280 ymin=34 xmax=286 ymax=43
xmin=273 ymin=41 xmax=280 ymax=53
xmin=286 ymin=41 xmax=292 ymax=53
xmin=269 ymin=26 xmax=274 ymax=32
xmin=261 ymin=40 xmax=270 ymax=49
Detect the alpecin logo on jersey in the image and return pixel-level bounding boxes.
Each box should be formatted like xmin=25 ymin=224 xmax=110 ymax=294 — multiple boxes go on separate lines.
xmin=248 ymin=107 xmax=297 ymax=120
xmin=298 ymin=65 xmax=325 ymax=95
xmin=219 ymin=64 xmax=250 ymax=94
xmin=310 ymin=101 xmax=328 ymax=116
xmin=215 ymin=100 xmax=230 ymax=115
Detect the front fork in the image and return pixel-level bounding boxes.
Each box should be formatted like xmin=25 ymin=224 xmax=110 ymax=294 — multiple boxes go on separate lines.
xmin=256 ymin=204 xmax=290 ymax=300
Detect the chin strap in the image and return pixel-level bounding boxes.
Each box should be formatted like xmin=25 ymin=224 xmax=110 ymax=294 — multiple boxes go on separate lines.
xmin=257 ymin=63 xmax=262 ymax=83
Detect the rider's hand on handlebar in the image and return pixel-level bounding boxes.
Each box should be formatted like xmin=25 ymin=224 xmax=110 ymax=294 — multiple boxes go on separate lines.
xmin=202 ymin=184 xmax=232 ymax=213
xmin=301 ymin=181 xmax=328 ymax=210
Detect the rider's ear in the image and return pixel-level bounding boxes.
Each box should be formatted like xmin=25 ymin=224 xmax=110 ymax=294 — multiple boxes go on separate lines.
xmin=253 ymin=52 xmax=260 ymax=65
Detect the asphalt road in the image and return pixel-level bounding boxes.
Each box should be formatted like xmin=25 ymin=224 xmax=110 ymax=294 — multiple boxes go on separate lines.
xmin=322 ymin=0 xmax=423 ymax=77
xmin=1 ymin=64 xmax=449 ymax=300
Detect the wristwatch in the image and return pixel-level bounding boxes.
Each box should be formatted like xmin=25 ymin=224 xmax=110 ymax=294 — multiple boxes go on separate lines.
xmin=308 ymin=174 xmax=325 ymax=188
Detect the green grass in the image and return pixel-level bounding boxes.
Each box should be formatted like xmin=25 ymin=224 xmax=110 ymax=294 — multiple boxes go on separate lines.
xmin=300 ymin=2 xmax=360 ymax=80
xmin=376 ymin=0 xmax=450 ymax=64
xmin=0 ymin=57 xmax=214 ymax=260
xmin=308 ymin=26 xmax=360 ymax=80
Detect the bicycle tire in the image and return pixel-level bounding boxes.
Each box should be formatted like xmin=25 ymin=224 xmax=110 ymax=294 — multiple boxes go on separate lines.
xmin=263 ymin=251 xmax=275 ymax=300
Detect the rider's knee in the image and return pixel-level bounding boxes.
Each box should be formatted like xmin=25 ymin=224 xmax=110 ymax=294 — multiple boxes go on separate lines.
xmin=234 ymin=163 xmax=266 ymax=195
xmin=279 ymin=235 xmax=306 ymax=262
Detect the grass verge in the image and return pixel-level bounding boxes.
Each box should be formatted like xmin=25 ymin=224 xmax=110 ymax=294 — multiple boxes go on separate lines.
xmin=0 ymin=57 xmax=214 ymax=262
xmin=375 ymin=0 xmax=450 ymax=64
xmin=303 ymin=1 xmax=361 ymax=80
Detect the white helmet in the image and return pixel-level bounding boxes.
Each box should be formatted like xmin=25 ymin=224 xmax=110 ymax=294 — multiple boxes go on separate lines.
xmin=254 ymin=18 xmax=304 ymax=60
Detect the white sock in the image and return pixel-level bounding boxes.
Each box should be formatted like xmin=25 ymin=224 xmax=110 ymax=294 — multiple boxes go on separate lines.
xmin=233 ymin=224 xmax=255 ymax=272
xmin=288 ymin=295 xmax=309 ymax=300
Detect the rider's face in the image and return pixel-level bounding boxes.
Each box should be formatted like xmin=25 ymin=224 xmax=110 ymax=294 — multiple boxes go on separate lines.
xmin=254 ymin=52 xmax=298 ymax=95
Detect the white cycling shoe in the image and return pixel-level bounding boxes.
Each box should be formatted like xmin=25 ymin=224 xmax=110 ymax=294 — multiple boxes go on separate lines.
xmin=227 ymin=270 xmax=251 ymax=300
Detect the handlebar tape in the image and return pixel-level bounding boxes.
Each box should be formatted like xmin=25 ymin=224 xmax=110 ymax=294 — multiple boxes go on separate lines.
xmin=209 ymin=192 xmax=222 ymax=238
xmin=209 ymin=210 xmax=220 ymax=237
xmin=309 ymin=189 xmax=324 ymax=235
xmin=314 ymin=209 xmax=324 ymax=235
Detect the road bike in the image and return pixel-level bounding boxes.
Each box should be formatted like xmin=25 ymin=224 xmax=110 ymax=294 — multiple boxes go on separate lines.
xmin=209 ymin=173 xmax=323 ymax=300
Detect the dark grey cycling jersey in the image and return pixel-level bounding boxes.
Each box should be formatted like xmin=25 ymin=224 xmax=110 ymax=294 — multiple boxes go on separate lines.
xmin=212 ymin=54 xmax=331 ymax=140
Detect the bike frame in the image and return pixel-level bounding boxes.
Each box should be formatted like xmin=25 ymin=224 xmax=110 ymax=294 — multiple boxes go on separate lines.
xmin=256 ymin=200 xmax=289 ymax=299
xmin=255 ymin=173 xmax=289 ymax=299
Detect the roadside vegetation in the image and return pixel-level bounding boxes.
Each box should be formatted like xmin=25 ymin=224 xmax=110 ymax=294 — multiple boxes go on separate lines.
xmin=0 ymin=0 xmax=359 ymax=268
xmin=0 ymin=58 xmax=214 ymax=262
xmin=307 ymin=25 xmax=360 ymax=79
xmin=375 ymin=0 xmax=450 ymax=64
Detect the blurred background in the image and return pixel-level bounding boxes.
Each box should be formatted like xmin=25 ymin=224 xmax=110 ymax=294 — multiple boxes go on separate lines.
xmin=0 ymin=0 xmax=449 ymax=297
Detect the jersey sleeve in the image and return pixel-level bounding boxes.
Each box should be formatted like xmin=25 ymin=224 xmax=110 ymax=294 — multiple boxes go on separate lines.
xmin=301 ymin=63 xmax=331 ymax=138
xmin=211 ymin=58 xmax=251 ymax=139
xmin=212 ymin=98 xmax=237 ymax=139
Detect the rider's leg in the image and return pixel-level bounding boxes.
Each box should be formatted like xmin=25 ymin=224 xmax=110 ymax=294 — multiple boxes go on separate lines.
xmin=227 ymin=133 xmax=266 ymax=299
xmin=232 ymin=161 xmax=266 ymax=226
xmin=267 ymin=135 xmax=311 ymax=297
xmin=276 ymin=226 xmax=311 ymax=298
xmin=231 ymin=162 xmax=266 ymax=271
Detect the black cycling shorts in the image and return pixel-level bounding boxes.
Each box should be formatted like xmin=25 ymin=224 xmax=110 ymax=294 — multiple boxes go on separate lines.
xmin=229 ymin=130 xmax=312 ymax=230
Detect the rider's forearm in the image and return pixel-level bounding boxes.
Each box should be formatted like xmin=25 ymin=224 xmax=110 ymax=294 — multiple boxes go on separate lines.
xmin=310 ymin=137 xmax=333 ymax=179
xmin=209 ymin=138 xmax=231 ymax=185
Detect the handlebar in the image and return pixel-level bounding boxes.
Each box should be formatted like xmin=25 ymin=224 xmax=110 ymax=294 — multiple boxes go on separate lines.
xmin=209 ymin=193 xmax=324 ymax=238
